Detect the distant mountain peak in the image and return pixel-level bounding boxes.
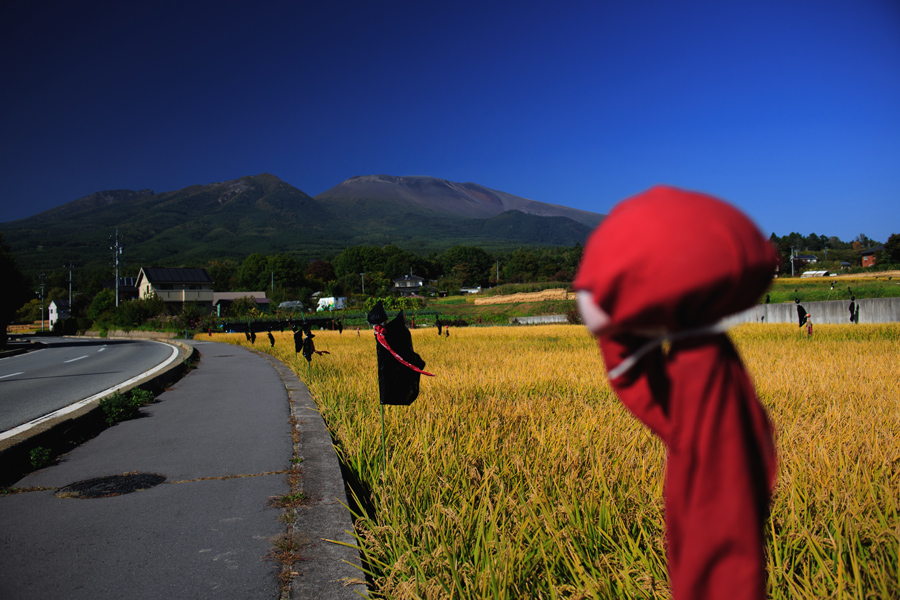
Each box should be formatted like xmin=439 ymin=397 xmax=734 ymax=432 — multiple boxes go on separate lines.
xmin=317 ymin=174 xmax=603 ymax=227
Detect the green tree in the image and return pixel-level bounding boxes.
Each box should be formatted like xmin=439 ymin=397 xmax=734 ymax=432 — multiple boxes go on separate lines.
xmin=333 ymin=245 xmax=386 ymax=278
xmin=267 ymin=254 xmax=306 ymax=289
xmin=237 ymin=253 xmax=269 ymax=290
xmin=440 ymin=245 xmax=492 ymax=287
xmin=15 ymin=298 xmax=42 ymax=325
xmin=226 ymin=296 xmax=259 ymax=317
xmin=305 ymin=259 xmax=336 ymax=285
xmin=883 ymin=233 xmax=900 ymax=265
xmin=502 ymin=249 xmax=539 ymax=283
xmin=207 ymin=259 xmax=239 ymax=292
xmin=88 ymin=289 xmax=116 ymax=322
xmin=0 ymin=233 xmax=31 ymax=347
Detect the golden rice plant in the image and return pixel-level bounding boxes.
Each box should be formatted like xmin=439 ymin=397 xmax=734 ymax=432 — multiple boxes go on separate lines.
xmin=212 ymin=322 xmax=899 ymax=599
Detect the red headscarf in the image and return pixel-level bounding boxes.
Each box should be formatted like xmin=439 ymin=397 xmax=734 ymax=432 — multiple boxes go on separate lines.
xmin=574 ymin=185 xmax=778 ymax=600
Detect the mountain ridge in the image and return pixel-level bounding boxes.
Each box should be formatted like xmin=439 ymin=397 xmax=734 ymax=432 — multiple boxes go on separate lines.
xmin=1 ymin=173 xmax=603 ymax=274
xmin=316 ymin=174 xmax=603 ymax=227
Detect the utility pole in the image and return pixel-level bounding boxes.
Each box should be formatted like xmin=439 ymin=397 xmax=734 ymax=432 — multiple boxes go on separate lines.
xmin=111 ymin=229 xmax=123 ymax=307
xmin=65 ymin=261 xmax=74 ymax=308
xmin=361 ymin=273 xmax=365 ymax=294
xmin=39 ymin=271 xmax=46 ymax=331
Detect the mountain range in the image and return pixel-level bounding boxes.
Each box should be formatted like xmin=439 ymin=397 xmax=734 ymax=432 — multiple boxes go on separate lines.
xmin=0 ymin=173 xmax=605 ymax=274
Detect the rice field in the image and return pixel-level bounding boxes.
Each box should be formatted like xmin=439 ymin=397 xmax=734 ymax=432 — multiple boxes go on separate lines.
xmin=211 ymin=323 xmax=900 ymax=599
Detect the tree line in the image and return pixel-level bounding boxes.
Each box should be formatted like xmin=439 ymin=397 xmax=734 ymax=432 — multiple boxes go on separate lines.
xmin=6 ymin=229 xmax=898 ymax=339
xmin=3 ymin=239 xmax=584 ymax=330
xmin=769 ymin=231 xmax=900 ymax=273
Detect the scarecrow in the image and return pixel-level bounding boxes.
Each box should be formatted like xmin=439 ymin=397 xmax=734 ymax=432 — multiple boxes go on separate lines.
xmin=574 ymin=185 xmax=777 ymax=600
xmin=367 ymin=301 xmax=433 ymax=405
xmin=293 ymin=326 xmax=303 ymax=354
xmin=301 ymin=331 xmax=329 ymax=363
xmin=795 ymin=298 xmax=808 ymax=328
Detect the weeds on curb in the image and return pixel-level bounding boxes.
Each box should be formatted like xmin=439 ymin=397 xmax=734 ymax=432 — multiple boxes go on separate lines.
xmin=268 ymin=491 xmax=308 ymax=509
xmin=29 ymin=446 xmax=53 ymax=469
xmin=99 ymin=389 xmax=155 ymax=426
xmin=0 ymin=486 xmax=55 ymax=495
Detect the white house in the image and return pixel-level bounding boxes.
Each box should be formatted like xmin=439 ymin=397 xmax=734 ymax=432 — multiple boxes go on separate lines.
xmin=48 ymin=299 xmax=70 ymax=328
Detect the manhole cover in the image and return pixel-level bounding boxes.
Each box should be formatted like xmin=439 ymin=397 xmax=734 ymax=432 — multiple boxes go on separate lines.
xmin=56 ymin=473 xmax=166 ymax=499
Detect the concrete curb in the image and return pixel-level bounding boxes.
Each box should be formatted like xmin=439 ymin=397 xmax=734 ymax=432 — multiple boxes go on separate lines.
xmin=82 ymin=330 xmax=178 ymax=339
xmin=253 ymin=351 xmax=368 ymax=599
xmin=0 ymin=339 xmax=197 ymax=487
xmin=0 ymin=340 xmax=47 ymax=359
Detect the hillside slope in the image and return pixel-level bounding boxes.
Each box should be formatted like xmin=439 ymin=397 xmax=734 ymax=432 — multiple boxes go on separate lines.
xmin=1 ymin=173 xmax=600 ymax=274
xmin=315 ymin=175 xmax=604 ymax=227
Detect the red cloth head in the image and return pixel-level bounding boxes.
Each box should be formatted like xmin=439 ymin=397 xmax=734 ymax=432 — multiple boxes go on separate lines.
xmin=574 ymin=185 xmax=777 ymax=334
xmin=575 ymin=186 xmax=777 ymax=600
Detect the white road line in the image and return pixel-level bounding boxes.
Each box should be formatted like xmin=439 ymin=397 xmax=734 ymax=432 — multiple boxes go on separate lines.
xmin=0 ymin=342 xmax=180 ymax=442
xmin=0 ymin=372 xmax=24 ymax=380
xmin=98 ymin=347 xmax=106 ymax=352
xmin=64 ymin=355 xmax=89 ymax=363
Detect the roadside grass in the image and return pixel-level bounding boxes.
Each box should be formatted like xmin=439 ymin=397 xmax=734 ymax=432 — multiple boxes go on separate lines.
xmin=98 ymin=388 xmax=155 ymax=426
xmin=211 ymin=323 xmax=900 ymax=598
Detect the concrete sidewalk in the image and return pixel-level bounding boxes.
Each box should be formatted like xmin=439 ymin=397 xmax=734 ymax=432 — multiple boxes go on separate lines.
xmin=0 ymin=340 xmax=364 ymax=599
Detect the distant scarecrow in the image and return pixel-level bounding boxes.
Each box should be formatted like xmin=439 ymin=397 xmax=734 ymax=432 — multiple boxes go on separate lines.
xmin=574 ymin=186 xmax=777 ymax=600
xmin=301 ymin=331 xmax=329 ymax=363
xmin=848 ymin=296 xmax=860 ymax=324
xmin=293 ymin=326 xmax=303 ymax=353
xmin=795 ymin=298 xmax=808 ymax=328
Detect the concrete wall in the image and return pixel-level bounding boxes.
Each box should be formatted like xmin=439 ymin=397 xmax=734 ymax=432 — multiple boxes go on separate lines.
xmin=510 ymin=315 xmax=570 ymax=325
xmin=724 ymin=297 xmax=900 ymax=326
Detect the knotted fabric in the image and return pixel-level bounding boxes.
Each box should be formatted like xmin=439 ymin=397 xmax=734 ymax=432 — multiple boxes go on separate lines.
xmin=573 ymin=185 xmax=778 ymax=600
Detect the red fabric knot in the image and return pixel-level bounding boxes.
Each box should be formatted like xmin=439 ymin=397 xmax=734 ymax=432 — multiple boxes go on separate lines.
xmin=373 ymin=325 xmax=435 ymax=377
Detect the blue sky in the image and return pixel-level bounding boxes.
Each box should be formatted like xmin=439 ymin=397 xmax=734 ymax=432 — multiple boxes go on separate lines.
xmin=1 ymin=0 xmax=898 ymax=243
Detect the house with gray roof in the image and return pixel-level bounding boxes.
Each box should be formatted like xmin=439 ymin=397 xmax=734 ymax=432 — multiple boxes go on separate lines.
xmin=136 ymin=267 xmax=215 ymax=312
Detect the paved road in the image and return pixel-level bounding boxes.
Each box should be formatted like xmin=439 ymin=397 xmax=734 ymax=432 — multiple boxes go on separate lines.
xmin=0 ymin=340 xmax=364 ymax=599
xmin=0 ymin=337 xmax=178 ymax=433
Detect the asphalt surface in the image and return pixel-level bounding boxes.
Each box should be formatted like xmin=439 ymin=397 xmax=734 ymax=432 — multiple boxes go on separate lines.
xmin=0 ymin=340 xmax=364 ymax=599
xmin=0 ymin=337 xmax=177 ymax=432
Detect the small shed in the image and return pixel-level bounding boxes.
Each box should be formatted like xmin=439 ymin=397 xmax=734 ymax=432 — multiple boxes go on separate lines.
xmin=213 ymin=292 xmax=270 ymax=316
